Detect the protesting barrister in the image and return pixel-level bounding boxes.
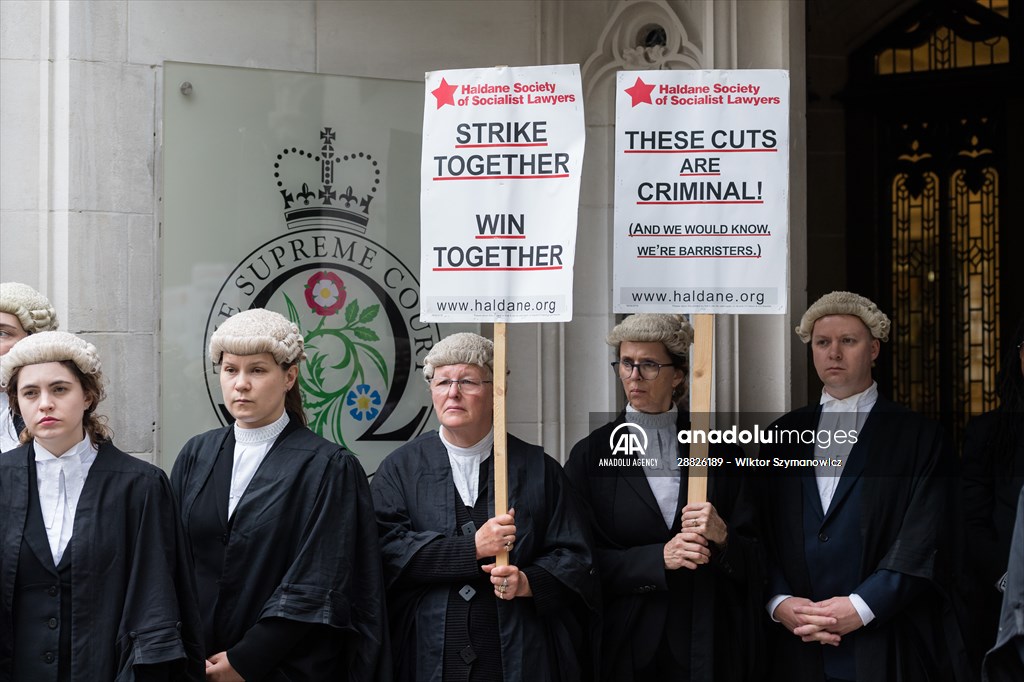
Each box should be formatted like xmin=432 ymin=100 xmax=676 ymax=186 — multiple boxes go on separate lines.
xmin=758 ymin=291 xmax=971 ymax=682
xmin=565 ymin=314 xmax=763 ymax=682
xmin=1 ymin=282 xmax=60 ymax=453
xmin=171 ymin=309 xmax=387 ymax=681
xmin=962 ymin=315 xmax=1024 ymax=671
xmin=371 ymin=332 xmax=598 ymax=681
xmin=982 ymin=487 xmax=1024 ymax=681
xmin=0 ymin=331 xmax=204 ymax=680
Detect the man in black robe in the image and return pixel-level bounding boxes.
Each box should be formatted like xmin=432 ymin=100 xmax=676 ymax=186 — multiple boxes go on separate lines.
xmin=371 ymin=332 xmax=598 ymax=681
xmin=758 ymin=291 xmax=972 ymax=682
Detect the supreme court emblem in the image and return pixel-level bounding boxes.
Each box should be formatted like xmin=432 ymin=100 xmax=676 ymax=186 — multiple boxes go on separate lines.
xmin=204 ymin=127 xmax=440 ymax=470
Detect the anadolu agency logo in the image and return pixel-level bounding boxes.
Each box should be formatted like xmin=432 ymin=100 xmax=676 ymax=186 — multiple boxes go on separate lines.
xmin=609 ymin=422 xmax=649 ymax=457
xmin=205 ymin=127 xmax=440 ymax=471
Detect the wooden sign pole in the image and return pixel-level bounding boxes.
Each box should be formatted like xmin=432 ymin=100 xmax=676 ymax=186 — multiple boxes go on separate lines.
xmin=687 ymin=314 xmax=714 ymax=503
xmin=493 ymin=322 xmax=510 ymax=566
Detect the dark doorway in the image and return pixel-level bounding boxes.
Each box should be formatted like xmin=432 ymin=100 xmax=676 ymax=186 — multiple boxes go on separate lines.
xmin=808 ymin=0 xmax=1021 ymax=443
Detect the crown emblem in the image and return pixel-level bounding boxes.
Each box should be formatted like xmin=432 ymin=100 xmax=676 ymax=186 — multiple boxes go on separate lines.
xmin=274 ymin=127 xmax=380 ymax=233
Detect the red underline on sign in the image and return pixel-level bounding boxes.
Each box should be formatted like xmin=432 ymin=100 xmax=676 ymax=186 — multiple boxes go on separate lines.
xmin=455 ymin=143 xmax=549 ymax=148
xmin=637 ymin=200 xmax=764 ymax=205
xmin=433 ymin=174 xmax=571 ymax=180
xmin=433 ymin=266 xmax=564 ymax=271
xmin=475 ymin=235 xmax=527 ymax=239
xmin=679 ymin=173 xmax=721 ymax=177
xmin=629 ymin=233 xmax=772 ymax=237
xmin=624 ymin=149 xmax=778 ymax=154
xmin=636 ymin=255 xmax=762 ymax=259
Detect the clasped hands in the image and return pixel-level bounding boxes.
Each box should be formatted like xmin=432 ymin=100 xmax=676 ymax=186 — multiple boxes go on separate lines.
xmin=664 ymin=502 xmax=728 ymax=571
xmin=774 ymin=596 xmax=863 ymax=645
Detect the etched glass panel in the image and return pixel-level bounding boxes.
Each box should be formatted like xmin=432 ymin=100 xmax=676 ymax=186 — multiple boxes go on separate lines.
xmin=874 ymin=2 xmax=1009 ymax=75
xmin=891 ymin=171 xmax=941 ymax=415
xmin=951 ymin=166 xmax=1000 ymax=418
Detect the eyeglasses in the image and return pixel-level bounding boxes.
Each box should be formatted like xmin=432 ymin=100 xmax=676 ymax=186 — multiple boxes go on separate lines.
xmin=430 ymin=378 xmax=493 ymax=395
xmin=611 ymin=360 xmax=674 ymax=380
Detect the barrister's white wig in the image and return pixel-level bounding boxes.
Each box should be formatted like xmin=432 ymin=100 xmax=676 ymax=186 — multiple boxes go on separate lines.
xmin=422 ymin=333 xmax=494 ymax=381
xmin=209 ymin=308 xmax=307 ymax=365
xmin=796 ymin=291 xmax=891 ymax=343
xmin=607 ymin=314 xmax=693 ymax=360
xmin=1 ymin=331 xmax=101 ymax=387
xmin=0 ymin=282 xmax=59 ymax=335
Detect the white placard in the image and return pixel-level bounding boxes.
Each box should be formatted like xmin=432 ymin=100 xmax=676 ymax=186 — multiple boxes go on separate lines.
xmin=613 ymin=69 xmax=790 ymax=314
xmin=420 ymin=64 xmax=585 ymax=322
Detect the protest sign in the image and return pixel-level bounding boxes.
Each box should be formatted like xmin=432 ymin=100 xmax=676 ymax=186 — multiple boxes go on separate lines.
xmin=420 ymin=63 xmax=585 ymax=563
xmin=613 ymin=69 xmax=790 ymax=315
xmin=613 ymin=69 xmax=790 ymax=501
xmin=420 ymin=64 xmax=585 ymax=322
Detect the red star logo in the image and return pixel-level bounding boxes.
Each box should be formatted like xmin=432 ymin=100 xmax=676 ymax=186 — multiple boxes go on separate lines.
xmin=431 ymin=78 xmax=458 ymax=109
xmin=624 ymin=77 xmax=656 ymax=107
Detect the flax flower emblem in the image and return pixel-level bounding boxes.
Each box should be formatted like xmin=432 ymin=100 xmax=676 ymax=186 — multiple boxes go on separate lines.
xmin=346 ymin=384 xmax=382 ymax=421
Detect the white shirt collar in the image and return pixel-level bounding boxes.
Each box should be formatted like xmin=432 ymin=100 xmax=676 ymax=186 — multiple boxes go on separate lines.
xmin=439 ymin=427 xmax=493 ymax=508
xmin=820 ymin=381 xmax=878 ymax=413
xmin=233 ymin=409 xmax=289 ymax=444
xmin=439 ymin=426 xmax=494 ymax=458
xmin=34 ymin=434 xmax=99 ymax=564
xmin=228 ymin=411 xmax=290 ymax=518
xmin=34 ymin=433 xmax=97 ymax=464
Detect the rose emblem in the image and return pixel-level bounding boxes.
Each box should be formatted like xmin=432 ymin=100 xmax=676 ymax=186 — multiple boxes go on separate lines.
xmin=283 ymin=277 xmax=387 ymax=451
xmin=304 ymin=271 xmax=346 ymax=316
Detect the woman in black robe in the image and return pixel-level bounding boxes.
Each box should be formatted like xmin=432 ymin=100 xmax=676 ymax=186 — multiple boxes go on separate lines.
xmin=564 ymin=314 xmax=763 ymax=682
xmin=963 ymin=315 xmax=1024 ymax=671
xmin=0 ymin=331 xmax=203 ymax=681
xmin=170 ymin=308 xmax=387 ymax=682
xmin=371 ymin=332 xmax=598 ymax=681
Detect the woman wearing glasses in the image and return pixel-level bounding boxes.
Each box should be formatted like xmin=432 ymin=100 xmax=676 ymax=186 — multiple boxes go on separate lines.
xmin=565 ymin=314 xmax=763 ymax=682
xmin=371 ymin=332 xmax=598 ymax=681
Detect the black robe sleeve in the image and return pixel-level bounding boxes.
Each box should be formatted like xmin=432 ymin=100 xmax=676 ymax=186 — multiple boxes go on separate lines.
xmin=227 ymin=617 xmax=313 ymax=680
xmin=983 ymin=488 xmax=1024 ymax=682
xmin=403 ymin=535 xmax=480 ymax=583
xmin=113 ymin=463 xmax=205 ymax=681
xmin=564 ymin=435 xmax=670 ymax=595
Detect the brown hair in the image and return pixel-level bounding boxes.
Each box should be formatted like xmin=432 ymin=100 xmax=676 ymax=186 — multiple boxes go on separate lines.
xmin=6 ymin=359 xmax=111 ymax=446
xmin=283 ymin=361 xmax=308 ymax=427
